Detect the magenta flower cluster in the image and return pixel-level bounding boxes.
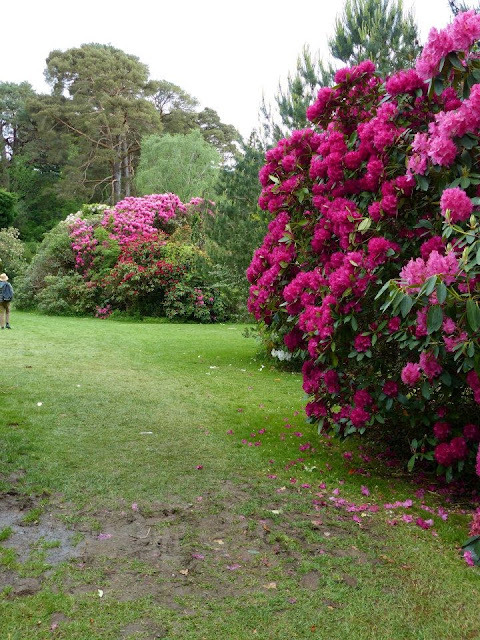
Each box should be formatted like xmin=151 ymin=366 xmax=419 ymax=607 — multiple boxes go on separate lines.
xmin=247 ymin=11 xmax=480 ymax=481
xmin=68 ymin=194 xmax=209 ymax=317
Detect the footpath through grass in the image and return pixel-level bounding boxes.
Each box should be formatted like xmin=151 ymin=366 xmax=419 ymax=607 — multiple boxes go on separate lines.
xmin=0 ymin=312 xmax=478 ymax=640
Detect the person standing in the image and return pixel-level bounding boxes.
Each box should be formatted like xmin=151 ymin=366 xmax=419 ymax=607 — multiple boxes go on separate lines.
xmin=0 ymin=273 xmax=14 ymax=329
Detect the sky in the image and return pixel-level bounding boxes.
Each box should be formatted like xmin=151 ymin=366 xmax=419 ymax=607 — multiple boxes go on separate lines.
xmin=2 ymin=0 xmax=454 ymax=139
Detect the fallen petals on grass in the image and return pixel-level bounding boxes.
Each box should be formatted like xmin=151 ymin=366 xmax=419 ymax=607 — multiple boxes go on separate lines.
xmin=192 ymin=553 xmax=205 ymax=560
xmin=97 ymin=533 xmax=112 ymax=540
xmin=131 ymin=502 xmax=138 ymax=511
xmin=361 ymin=486 xmax=370 ymax=496
xmin=196 ymin=465 xmax=203 ymax=470
xmin=416 ymin=518 xmax=434 ymax=530
xmin=227 ymin=564 xmax=241 ymax=570
xmin=464 ymin=551 xmax=475 ymax=567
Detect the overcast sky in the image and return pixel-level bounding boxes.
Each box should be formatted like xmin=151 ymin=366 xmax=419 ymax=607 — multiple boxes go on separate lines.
xmin=2 ymin=0 xmax=453 ymax=139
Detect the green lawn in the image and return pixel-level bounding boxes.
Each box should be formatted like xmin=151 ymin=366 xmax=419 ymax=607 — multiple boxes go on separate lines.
xmin=0 ymin=312 xmax=478 ymax=639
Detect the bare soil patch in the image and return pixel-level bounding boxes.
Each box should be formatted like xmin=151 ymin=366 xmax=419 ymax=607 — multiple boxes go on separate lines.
xmin=0 ymin=479 xmax=373 ymax=607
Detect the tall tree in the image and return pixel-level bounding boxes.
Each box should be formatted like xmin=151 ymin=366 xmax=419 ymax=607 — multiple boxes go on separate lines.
xmin=135 ymin=130 xmax=220 ymax=202
xmin=151 ymin=80 xmax=198 ymax=135
xmin=0 ymin=82 xmax=36 ymax=188
xmin=264 ymin=0 xmax=420 ymax=141
xmin=448 ymin=1 xmax=478 ymax=13
xmin=195 ymin=107 xmax=241 ymax=164
xmin=38 ymin=43 xmax=162 ymax=203
xmin=329 ymin=0 xmax=420 ymax=75
xmin=275 ymin=47 xmax=334 ymax=136
xmin=209 ymin=132 xmax=268 ymax=274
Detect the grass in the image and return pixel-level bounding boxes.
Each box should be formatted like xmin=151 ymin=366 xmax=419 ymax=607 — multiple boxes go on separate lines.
xmin=0 ymin=311 xmax=478 ymax=640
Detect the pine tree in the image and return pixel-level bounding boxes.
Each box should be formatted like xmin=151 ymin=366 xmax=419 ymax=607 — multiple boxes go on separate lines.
xmin=330 ymin=0 xmax=420 ymax=75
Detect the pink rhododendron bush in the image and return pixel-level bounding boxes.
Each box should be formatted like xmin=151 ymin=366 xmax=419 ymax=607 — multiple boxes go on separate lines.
xmin=247 ymin=12 xmax=480 ymax=482
xmin=17 ymin=194 xmax=230 ymax=322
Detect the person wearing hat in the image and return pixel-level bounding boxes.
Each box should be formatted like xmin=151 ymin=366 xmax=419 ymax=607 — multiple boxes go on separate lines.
xmin=0 ymin=273 xmax=14 ymax=329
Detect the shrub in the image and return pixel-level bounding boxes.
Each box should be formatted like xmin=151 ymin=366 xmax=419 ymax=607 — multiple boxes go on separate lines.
xmin=247 ymin=11 xmax=480 ymax=481
xmin=0 ymin=227 xmax=27 ymax=282
xmin=35 ymin=273 xmax=98 ymax=315
xmin=20 ymin=194 xmax=236 ymax=322
xmin=164 ymin=282 xmax=228 ymax=323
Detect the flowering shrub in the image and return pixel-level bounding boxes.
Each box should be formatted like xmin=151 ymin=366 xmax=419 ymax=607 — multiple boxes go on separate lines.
xmin=164 ymin=282 xmax=228 ymax=323
xmin=247 ymin=12 xmax=480 ymax=481
xmin=17 ymin=195 xmax=230 ymax=322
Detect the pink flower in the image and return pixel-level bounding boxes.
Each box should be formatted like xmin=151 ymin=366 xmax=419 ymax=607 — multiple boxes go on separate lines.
xmin=470 ymin=508 xmax=480 ymax=536
xmin=440 ymin=188 xmax=473 ymax=223
xmin=435 ymin=442 xmax=455 ymax=467
xmin=196 ymin=465 xmax=203 ymax=470
xmin=463 ymin=424 xmax=480 ymax=442
xmin=350 ymin=407 xmax=370 ymax=427
xmin=361 ymin=485 xmax=370 ymax=496
xmin=464 ymin=551 xmax=475 ymax=567
xmin=416 ymin=518 xmax=433 ymax=530
xmin=433 ymin=421 xmax=451 ymax=441
xmin=354 ymin=334 xmax=371 ymax=353
xmin=450 ymin=436 xmax=468 ymax=460
xmin=419 ymin=351 xmax=442 ymax=380
xmin=401 ymin=363 xmax=421 ymax=386
xmin=383 ymin=381 xmax=399 ymax=397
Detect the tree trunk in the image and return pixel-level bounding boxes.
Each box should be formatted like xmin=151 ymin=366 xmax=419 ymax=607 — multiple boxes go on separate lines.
xmin=113 ymin=158 xmax=122 ymax=203
xmin=122 ymin=139 xmax=130 ymax=197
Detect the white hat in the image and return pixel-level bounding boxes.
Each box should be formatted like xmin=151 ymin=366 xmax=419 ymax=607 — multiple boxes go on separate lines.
xmin=0 ymin=273 xmax=8 ymax=281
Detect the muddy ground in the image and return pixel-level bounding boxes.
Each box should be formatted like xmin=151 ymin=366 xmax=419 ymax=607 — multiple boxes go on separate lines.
xmin=0 ymin=472 xmax=381 ymax=638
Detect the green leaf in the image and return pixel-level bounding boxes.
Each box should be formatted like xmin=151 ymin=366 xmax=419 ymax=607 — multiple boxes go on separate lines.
xmin=400 ymin=295 xmax=413 ymax=317
xmin=436 ymin=282 xmax=447 ymax=305
xmin=477 ymin=246 xmax=480 ymax=266
xmin=351 ymin=316 xmax=358 ymax=331
xmin=416 ymin=175 xmax=429 ymax=191
xmin=414 ymin=219 xmax=433 ymax=229
xmin=375 ymin=280 xmax=392 ymax=300
xmin=421 ymin=381 xmax=431 ymax=400
xmin=448 ymin=52 xmax=465 ymax=71
xmin=424 ymin=275 xmax=437 ymax=296
xmin=466 ymin=299 xmax=480 ymax=332
xmin=427 ymin=305 xmax=443 ymax=333
xmin=440 ymin=371 xmax=452 ymax=386
xmin=357 ymin=217 xmax=372 ymax=232
xmin=459 ymin=134 xmax=477 ymax=150
xmin=407 ymin=455 xmax=416 ymax=472
xmin=434 ymin=77 xmax=444 ymax=95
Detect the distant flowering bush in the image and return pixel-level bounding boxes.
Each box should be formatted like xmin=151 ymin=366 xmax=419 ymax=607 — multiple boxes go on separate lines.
xmin=17 ymin=195 xmax=229 ymax=322
xmin=65 ymin=194 xmax=226 ymax=320
xmin=247 ymin=11 xmax=480 ymax=482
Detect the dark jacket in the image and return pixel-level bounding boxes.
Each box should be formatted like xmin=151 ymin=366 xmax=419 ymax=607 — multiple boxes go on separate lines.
xmin=0 ymin=282 xmax=13 ymax=302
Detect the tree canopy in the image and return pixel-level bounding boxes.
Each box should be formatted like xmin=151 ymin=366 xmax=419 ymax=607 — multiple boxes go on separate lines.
xmin=268 ymin=0 xmax=420 ymax=140
xmin=135 ymin=130 xmax=220 ymax=202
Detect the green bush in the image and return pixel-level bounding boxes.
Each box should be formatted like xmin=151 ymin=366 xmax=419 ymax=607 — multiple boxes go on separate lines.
xmin=35 ymin=273 xmax=98 ymax=315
